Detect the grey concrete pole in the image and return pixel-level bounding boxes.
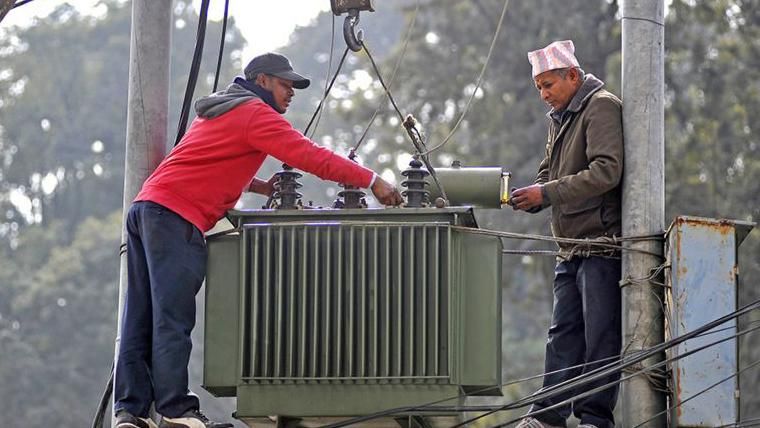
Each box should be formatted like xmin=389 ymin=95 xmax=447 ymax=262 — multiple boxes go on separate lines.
xmin=620 ymin=0 xmax=666 ymax=426
xmin=113 ymin=0 xmax=171 ymax=425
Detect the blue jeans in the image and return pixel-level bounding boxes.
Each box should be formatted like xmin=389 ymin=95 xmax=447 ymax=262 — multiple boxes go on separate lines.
xmin=530 ymin=257 xmax=622 ymax=428
xmin=114 ymin=201 xmax=207 ymax=418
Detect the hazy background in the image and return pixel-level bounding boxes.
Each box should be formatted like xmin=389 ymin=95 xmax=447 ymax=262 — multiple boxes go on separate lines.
xmin=0 ymin=1 xmax=758 ymax=426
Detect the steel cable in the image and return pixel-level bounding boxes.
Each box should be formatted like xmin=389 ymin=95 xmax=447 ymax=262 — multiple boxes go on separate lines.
xmin=361 ymin=39 xmax=447 ymax=200
xmin=419 ymin=0 xmax=510 ymax=156
xmin=482 ymin=302 xmax=760 ymax=423
xmin=478 ymin=321 xmax=760 ymax=428
xmin=352 ymin=0 xmax=420 ymax=153
xmin=173 ymin=0 xmax=211 ymax=147
xmin=12 ymin=0 xmax=33 ymax=8
xmin=303 ymin=47 xmax=350 ymax=136
xmin=306 ymin=13 xmax=337 ymax=139
xmin=633 ymin=358 xmax=760 ymax=428
xmin=452 ymin=225 xmax=664 ymax=258
xmin=321 ymin=317 xmax=759 ymax=428
xmin=720 ymin=417 xmax=760 ymax=428
xmin=320 ymin=299 xmax=760 ymax=427
xmin=211 ymin=0 xmax=229 ymax=93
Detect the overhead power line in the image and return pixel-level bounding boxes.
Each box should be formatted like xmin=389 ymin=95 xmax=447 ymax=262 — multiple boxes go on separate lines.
xmin=13 ymin=0 xmax=34 ymax=9
xmin=485 ymin=323 xmax=760 ymax=428
xmin=174 ymin=0 xmax=211 ymax=147
xmin=421 ymin=0 xmax=511 ymax=156
xmin=305 ymin=13 xmax=336 ymax=140
xmin=303 ymin=47 xmax=351 ymax=137
xmin=211 ymin=0 xmax=229 ymax=93
xmin=353 ymin=0 xmax=420 ymax=154
xmin=633 ymin=358 xmax=760 ymax=428
xmin=320 ymin=297 xmax=760 ymax=428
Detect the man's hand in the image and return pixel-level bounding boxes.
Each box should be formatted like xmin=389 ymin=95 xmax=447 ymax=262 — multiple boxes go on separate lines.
xmin=248 ymin=175 xmax=277 ymax=196
xmin=510 ymin=184 xmax=544 ymax=211
xmin=370 ymin=175 xmax=404 ymax=206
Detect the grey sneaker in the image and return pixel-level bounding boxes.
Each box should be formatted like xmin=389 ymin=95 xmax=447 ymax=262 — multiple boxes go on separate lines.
xmin=515 ymin=417 xmax=564 ymax=428
xmin=159 ymin=409 xmax=233 ymax=428
xmin=577 ymin=425 xmax=599 ymax=428
xmin=115 ymin=410 xmax=157 ymax=428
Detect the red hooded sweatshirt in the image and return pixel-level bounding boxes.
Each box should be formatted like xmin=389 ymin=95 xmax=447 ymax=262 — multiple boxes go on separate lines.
xmin=136 ymin=99 xmax=374 ymax=232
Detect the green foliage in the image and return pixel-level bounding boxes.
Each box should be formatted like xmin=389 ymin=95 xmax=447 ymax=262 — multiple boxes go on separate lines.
xmin=665 ymin=0 xmax=760 ymax=415
xmin=0 ymin=0 xmax=246 ymax=423
xmin=284 ymin=0 xmax=760 ymax=419
xmin=0 ymin=0 xmax=245 ymax=247
xmin=0 ymin=211 xmax=121 ymax=426
xmin=0 ymin=0 xmax=758 ymax=424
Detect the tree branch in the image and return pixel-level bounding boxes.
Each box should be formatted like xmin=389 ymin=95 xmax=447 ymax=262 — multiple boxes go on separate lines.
xmin=0 ymin=0 xmax=15 ymax=25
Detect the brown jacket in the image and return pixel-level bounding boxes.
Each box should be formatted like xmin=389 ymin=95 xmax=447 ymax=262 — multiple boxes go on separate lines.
xmin=534 ymin=75 xmax=623 ymax=252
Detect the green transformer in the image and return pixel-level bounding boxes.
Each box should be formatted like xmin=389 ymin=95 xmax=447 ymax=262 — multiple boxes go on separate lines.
xmin=203 ymin=207 xmax=502 ymax=426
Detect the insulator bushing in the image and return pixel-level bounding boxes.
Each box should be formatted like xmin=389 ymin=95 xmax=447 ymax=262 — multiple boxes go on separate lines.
xmin=335 ymin=186 xmax=367 ymax=209
xmin=401 ymin=157 xmax=430 ymax=208
xmin=332 ymin=149 xmax=367 ymax=209
xmin=273 ymin=165 xmax=303 ymax=210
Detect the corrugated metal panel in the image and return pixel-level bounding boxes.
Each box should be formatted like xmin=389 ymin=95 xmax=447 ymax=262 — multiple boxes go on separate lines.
xmin=666 ymin=216 xmax=755 ymax=427
xmin=241 ymin=222 xmax=451 ymax=384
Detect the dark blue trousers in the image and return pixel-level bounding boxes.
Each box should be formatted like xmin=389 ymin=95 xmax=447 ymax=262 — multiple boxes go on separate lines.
xmin=114 ymin=201 xmax=207 ymax=418
xmin=530 ymin=256 xmax=622 ymax=428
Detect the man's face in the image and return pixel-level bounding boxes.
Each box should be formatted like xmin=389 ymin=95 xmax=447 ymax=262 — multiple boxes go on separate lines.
xmin=533 ymin=68 xmax=580 ymax=111
xmin=257 ymin=74 xmax=295 ymax=113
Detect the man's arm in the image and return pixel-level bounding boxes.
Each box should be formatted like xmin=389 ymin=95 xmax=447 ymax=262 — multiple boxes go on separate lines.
xmin=246 ymin=106 xmax=374 ymax=185
xmin=541 ymin=96 xmax=623 ymax=205
xmin=247 ymin=176 xmax=276 ymax=195
xmin=245 ymin=106 xmax=402 ymax=205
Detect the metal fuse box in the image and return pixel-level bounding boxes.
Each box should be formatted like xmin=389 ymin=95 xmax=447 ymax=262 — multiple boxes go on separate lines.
xmin=665 ymin=216 xmax=754 ymax=427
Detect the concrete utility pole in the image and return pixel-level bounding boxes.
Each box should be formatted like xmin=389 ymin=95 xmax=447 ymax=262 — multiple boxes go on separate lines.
xmin=620 ymin=0 xmax=667 ymax=426
xmin=113 ymin=0 xmax=172 ymax=426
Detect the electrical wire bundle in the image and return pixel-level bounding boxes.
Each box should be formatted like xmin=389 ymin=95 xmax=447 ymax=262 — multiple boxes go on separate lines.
xmin=321 ymin=298 xmax=760 ymax=427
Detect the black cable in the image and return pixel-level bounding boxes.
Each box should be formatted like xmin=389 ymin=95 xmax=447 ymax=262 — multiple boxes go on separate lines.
xmin=360 ymin=41 xmax=406 ymax=129
xmin=322 ymin=296 xmax=759 ymax=428
xmin=90 ymin=362 xmax=113 ymax=428
xmin=475 ymin=301 xmax=760 ymax=424
xmin=361 ymin=39 xmax=448 ymax=201
xmin=485 ymin=322 xmax=760 ymax=428
xmin=322 ymin=321 xmax=740 ymax=428
xmin=303 ymin=47 xmax=350 ymax=136
xmin=321 ymin=298 xmax=760 ymax=428
xmin=174 ymin=0 xmax=211 ymax=147
xmin=445 ymin=322 xmax=759 ymax=428
xmin=420 ymin=0 xmax=510 ymax=156
xmin=91 ymin=2 xmax=213 ymax=425
xmin=12 ymin=0 xmax=34 ymax=8
xmin=352 ymin=0 xmax=419 ymax=153
xmin=306 ymin=13 xmax=336 ymax=139
xmin=634 ymin=358 xmax=760 ymax=428
xmin=720 ymin=417 xmax=760 ymax=428
xmin=320 ymin=322 xmax=760 ymax=428
xmin=212 ymin=0 xmax=230 ymax=93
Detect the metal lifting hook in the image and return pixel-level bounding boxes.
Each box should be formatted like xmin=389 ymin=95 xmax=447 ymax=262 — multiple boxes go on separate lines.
xmin=331 ymin=0 xmax=375 ymax=52
xmin=344 ymin=9 xmax=363 ymax=52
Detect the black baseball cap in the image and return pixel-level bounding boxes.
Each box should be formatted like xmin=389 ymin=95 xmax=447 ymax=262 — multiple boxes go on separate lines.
xmin=244 ymin=52 xmax=311 ymax=89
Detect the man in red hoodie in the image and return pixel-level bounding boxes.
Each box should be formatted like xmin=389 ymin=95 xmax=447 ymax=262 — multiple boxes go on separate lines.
xmin=114 ymin=52 xmax=403 ymax=428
